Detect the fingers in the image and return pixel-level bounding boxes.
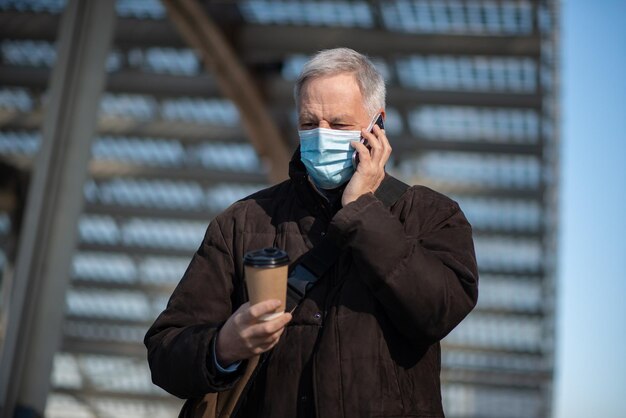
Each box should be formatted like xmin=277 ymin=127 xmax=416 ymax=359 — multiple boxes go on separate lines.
xmin=246 ymin=312 xmax=292 ymax=339
xmin=359 ymin=125 xmax=391 ymax=170
xmin=370 ymin=125 xmax=391 ymax=168
xmin=248 ymin=326 xmax=286 ymax=349
xmin=242 ymin=299 xmax=282 ymax=322
xmin=218 ymin=300 xmax=292 ymax=363
xmin=237 ymin=300 xmax=291 ymax=339
xmin=240 ymin=313 xmax=291 ymax=354
xmin=351 ymin=141 xmax=371 ymax=166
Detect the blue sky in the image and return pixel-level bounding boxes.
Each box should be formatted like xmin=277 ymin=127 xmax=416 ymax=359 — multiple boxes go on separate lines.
xmin=554 ymin=1 xmax=626 ymax=417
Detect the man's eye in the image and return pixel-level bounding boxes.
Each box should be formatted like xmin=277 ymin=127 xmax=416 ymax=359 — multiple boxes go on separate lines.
xmin=300 ymin=123 xmax=315 ymax=129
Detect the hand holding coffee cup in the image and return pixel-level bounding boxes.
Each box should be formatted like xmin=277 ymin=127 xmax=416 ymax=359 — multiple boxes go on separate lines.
xmin=243 ymin=247 xmax=290 ymax=321
xmin=215 ymin=300 xmax=292 ymax=366
xmin=215 ymin=248 xmax=291 ymax=366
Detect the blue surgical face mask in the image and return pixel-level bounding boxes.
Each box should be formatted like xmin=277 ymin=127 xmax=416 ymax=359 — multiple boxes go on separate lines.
xmin=298 ymin=127 xmax=361 ymax=189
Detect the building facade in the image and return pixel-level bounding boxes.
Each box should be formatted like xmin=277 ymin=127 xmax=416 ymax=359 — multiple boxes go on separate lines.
xmin=0 ymin=1 xmax=559 ymax=417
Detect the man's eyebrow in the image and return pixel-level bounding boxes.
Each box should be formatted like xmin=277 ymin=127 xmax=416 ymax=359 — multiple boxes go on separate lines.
xmin=298 ymin=112 xmax=317 ymax=122
xmin=329 ymin=114 xmax=354 ymax=123
xmin=297 ymin=113 xmax=355 ymax=123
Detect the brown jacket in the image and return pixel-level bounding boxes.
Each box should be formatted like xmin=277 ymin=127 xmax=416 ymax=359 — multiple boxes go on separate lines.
xmin=145 ymin=154 xmax=479 ymax=418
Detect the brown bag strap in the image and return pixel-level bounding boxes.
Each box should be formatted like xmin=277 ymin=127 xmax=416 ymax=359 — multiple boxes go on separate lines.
xmin=181 ymin=355 xmax=260 ymax=418
xmin=214 ymin=355 xmax=260 ymax=417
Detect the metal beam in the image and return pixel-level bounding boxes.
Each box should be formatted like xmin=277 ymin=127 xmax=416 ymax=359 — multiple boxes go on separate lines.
xmin=83 ymin=202 xmax=218 ymax=222
xmin=394 ymin=179 xmax=543 ymax=200
xmin=0 ymin=65 xmax=221 ymax=99
xmin=60 ymin=337 xmax=147 ymax=359
xmin=0 ymin=12 xmax=542 ymax=57
xmin=238 ymin=26 xmax=542 ymax=59
xmin=391 ymin=138 xmax=543 ymax=156
xmin=0 ymin=1 xmax=116 ymax=416
xmin=64 ymin=315 xmax=153 ymax=329
xmin=0 ymin=112 xmax=248 ymax=144
xmin=441 ymin=342 xmax=543 ymax=357
xmin=88 ymin=160 xmax=267 ymax=184
xmin=69 ymin=278 xmax=176 ymax=295
xmin=161 ymin=0 xmax=291 ymax=183
xmin=78 ymin=242 xmax=194 ymax=258
xmin=0 ymin=155 xmax=269 ymax=185
xmin=441 ymin=369 xmax=551 ymax=389
xmin=0 ymin=65 xmax=542 ymax=109
xmin=52 ymin=387 xmax=182 ymax=405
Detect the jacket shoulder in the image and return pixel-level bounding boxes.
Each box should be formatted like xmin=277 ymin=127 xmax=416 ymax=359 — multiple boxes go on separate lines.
xmin=395 ymin=183 xmax=467 ymax=232
xmin=405 ymin=184 xmax=459 ymax=209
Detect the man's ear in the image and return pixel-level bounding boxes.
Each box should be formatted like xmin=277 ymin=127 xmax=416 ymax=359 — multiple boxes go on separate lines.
xmin=379 ymin=108 xmax=386 ymax=121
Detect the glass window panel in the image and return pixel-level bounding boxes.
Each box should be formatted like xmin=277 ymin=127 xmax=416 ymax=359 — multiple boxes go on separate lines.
xmin=78 ymin=215 xmax=120 ymax=245
xmin=100 ymin=94 xmax=158 ymax=121
xmin=397 ymin=54 xmax=537 ymax=92
xmin=92 ymin=136 xmax=186 ymax=167
xmin=0 ymin=87 xmax=35 ymax=112
xmin=84 ymin=179 xmax=264 ymax=212
xmin=1 ymin=39 xmax=56 ymax=67
xmin=139 ymin=257 xmax=189 ymax=285
xmin=382 ymin=0 xmax=533 ymax=35
xmin=474 ymin=236 xmax=543 ymax=272
xmin=398 ymin=152 xmax=542 ymax=189
xmin=240 ymin=0 xmax=373 ymax=28
xmin=139 ymin=47 xmax=200 ymax=76
xmin=160 ymin=98 xmax=240 ymax=125
xmin=451 ymin=196 xmax=542 ymax=231
xmin=63 ymin=320 xmax=147 ymax=344
xmin=66 ymin=289 xmax=152 ymax=320
xmin=46 ymin=393 xmax=99 ymax=418
xmin=50 ymin=354 xmax=83 ymax=389
xmin=476 ymin=275 xmax=543 ymax=312
xmin=193 ymin=143 xmax=261 ymax=172
xmin=120 ymin=218 xmax=206 ymax=250
xmin=72 ymin=253 xmax=137 ymax=283
xmin=409 ymin=106 xmax=539 ymax=142
xmin=442 ymin=350 xmax=546 ymax=373
xmin=0 ymin=0 xmax=65 ymax=13
xmin=443 ymin=384 xmax=543 ymax=418
xmin=84 ymin=179 xmax=206 ymax=210
xmin=445 ymin=313 xmax=543 ymax=351
xmin=116 ymin=0 xmax=165 ymax=19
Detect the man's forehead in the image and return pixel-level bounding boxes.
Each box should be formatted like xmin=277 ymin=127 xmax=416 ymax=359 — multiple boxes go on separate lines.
xmin=298 ymin=111 xmax=355 ymax=121
xmin=300 ymin=73 xmax=360 ymax=95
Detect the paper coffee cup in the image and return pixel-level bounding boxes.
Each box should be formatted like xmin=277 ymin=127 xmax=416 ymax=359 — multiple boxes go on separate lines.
xmin=243 ymin=247 xmax=289 ymax=321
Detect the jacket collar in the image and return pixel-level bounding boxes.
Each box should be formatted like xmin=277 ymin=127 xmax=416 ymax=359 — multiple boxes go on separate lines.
xmin=288 ymin=146 xmax=308 ymax=184
xmin=288 ymin=146 xmax=407 ymax=210
xmin=289 ymin=147 xmax=344 ymax=214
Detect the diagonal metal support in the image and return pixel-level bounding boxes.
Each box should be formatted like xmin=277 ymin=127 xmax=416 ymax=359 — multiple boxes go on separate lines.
xmin=0 ymin=1 xmax=116 ymax=417
xmin=161 ymin=0 xmax=291 ymax=183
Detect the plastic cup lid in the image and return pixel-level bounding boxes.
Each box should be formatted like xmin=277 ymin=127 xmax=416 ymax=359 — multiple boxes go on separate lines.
xmin=243 ymin=247 xmax=289 ymax=267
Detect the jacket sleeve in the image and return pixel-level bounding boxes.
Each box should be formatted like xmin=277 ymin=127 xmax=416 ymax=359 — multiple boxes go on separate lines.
xmin=143 ymin=217 xmax=247 ymax=399
xmin=327 ymin=190 xmax=478 ymax=344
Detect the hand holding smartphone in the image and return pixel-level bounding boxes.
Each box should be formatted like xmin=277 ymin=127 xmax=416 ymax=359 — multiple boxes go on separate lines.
xmin=352 ymin=113 xmax=384 ymax=168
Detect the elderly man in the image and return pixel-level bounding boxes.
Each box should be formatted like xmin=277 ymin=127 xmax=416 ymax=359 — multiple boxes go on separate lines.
xmin=145 ymin=48 xmax=478 ymax=418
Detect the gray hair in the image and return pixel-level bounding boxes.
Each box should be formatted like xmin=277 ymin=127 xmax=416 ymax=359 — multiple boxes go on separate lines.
xmin=294 ymin=48 xmax=386 ymax=115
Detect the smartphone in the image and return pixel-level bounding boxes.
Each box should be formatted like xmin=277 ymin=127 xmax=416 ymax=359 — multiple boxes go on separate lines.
xmin=352 ymin=113 xmax=384 ymax=168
